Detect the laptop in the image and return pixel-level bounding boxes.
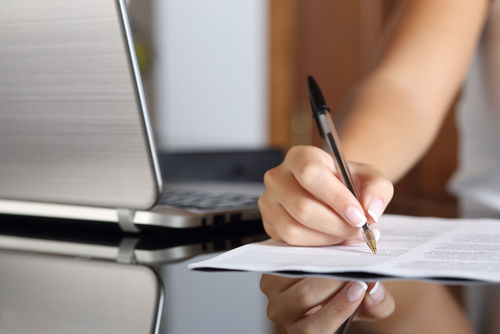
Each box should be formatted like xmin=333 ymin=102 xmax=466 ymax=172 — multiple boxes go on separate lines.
xmin=0 ymin=214 xmax=268 ymax=265
xmin=0 ymin=213 xmax=268 ymax=334
xmin=0 ymin=0 xmax=272 ymax=232
xmin=0 ymin=249 xmax=163 ymax=334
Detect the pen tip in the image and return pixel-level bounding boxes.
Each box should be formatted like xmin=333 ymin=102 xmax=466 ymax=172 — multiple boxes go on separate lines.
xmin=367 ymin=239 xmax=377 ymax=254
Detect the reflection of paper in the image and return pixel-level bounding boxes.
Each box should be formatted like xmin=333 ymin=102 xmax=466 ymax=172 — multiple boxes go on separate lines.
xmin=189 ymin=215 xmax=500 ymax=283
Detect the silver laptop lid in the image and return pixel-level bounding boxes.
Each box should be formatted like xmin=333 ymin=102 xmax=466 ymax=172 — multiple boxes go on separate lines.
xmin=0 ymin=250 xmax=163 ymax=334
xmin=0 ymin=0 xmax=162 ymax=210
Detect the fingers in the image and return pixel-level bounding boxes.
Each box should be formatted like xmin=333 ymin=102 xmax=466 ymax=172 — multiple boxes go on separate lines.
xmin=260 ymin=274 xmax=302 ymax=298
xmin=260 ymin=191 xmax=346 ymax=246
xmin=261 ymin=275 xmax=395 ymax=333
xmin=264 ymin=171 xmax=360 ymax=241
xmin=265 ymin=277 xmax=346 ymax=325
xmin=260 ymin=145 xmax=394 ymax=246
xmin=285 ymin=146 xmax=368 ymax=228
xmin=354 ymin=163 xmax=394 ymax=224
xmin=292 ymin=281 xmax=367 ymax=333
xmin=356 ymin=281 xmax=395 ymax=321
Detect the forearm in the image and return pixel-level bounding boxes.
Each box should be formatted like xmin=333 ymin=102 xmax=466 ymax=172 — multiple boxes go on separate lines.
xmin=335 ymin=0 xmax=488 ymax=182
xmin=337 ymin=72 xmax=448 ymax=183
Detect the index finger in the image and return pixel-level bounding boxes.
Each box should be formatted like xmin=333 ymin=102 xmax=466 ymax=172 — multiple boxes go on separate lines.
xmin=287 ymin=147 xmax=367 ymax=228
xmin=293 ymin=281 xmax=367 ymax=333
xmin=260 ymin=274 xmax=302 ymax=296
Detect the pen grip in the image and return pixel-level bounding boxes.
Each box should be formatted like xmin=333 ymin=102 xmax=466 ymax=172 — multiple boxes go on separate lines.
xmin=327 ymin=133 xmax=358 ymax=197
xmin=319 ymin=113 xmax=362 ymax=200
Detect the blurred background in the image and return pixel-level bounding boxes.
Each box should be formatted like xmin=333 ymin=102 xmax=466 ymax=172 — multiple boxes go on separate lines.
xmin=130 ymin=0 xmax=458 ymax=219
xmin=128 ymin=1 xmax=461 ymax=333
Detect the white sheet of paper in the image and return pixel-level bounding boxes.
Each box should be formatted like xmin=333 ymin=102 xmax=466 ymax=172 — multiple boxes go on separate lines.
xmin=189 ymin=215 xmax=500 ymax=283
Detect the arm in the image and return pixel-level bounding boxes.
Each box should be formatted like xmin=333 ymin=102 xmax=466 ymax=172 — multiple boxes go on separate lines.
xmin=260 ymin=0 xmax=489 ymax=247
xmin=337 ymin=2 xmax=488 ymax=332
xmin=260 ymin=0 xmax=490 ymax=332
xmin=338 ymin=0 xmax=490 ymax=182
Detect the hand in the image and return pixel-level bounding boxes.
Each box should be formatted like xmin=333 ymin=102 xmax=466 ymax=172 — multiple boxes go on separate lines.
xmin=260 ymin=274 xmax=395 ymax=333
xmin=258 ymin=146 xmax=393 ymax=246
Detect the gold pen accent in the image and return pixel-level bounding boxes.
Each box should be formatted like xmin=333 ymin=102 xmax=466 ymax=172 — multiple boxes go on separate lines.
xmin=361 ymin=223 xmax=377 ymax=254
xmin=362 ymin=223 xmax=377 ymax=254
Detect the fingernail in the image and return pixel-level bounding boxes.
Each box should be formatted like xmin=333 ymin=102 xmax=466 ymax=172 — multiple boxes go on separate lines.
xmin=369 ymin=282 xmax=385 ymax=304
xmin=367 ymin=198 xmax=384 ymax=223
xmin=346 ymin=281 xmax=368 ymax=302
xmin=345 ymin=206 xmax=367 ymax=227
xmin=375 ymin=229 xmax=381 ymax=241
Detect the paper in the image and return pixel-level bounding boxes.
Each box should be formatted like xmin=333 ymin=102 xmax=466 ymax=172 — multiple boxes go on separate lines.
xmin=189 ymin=215 xmax=500 ymax=283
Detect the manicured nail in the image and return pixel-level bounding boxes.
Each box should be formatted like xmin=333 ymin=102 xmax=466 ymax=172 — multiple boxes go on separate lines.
xmin=375 ymin=229 xmax=381 ymax=242
xmin=367 ymin=198 xmax=384 ymax=223
xmin=369 ymin=282 xmax=385 ymax=304
xmin=345 ymin=206 xmax=367 ymax=227
xmin=346 ymin=281 xmax=368 ymax=302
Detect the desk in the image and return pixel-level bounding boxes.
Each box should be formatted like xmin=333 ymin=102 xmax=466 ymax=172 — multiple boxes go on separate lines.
xmin=1 ymin=202 xmax=492 ymax=334
xmin=0 ymin=214 xmax=273 ymax=334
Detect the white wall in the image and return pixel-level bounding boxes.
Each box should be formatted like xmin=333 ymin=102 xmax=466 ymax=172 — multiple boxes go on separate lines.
xmin=153 ymin=0 xmax=268 ymax=151
xmin=152 ymin=3 xmax=272 ymax=332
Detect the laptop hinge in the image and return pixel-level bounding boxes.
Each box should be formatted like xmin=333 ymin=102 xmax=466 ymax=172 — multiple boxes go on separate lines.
xmin=117 ymin=208 xmax=141 ymax=233
xmin=117 ymin=237 xmax=140 ymax=264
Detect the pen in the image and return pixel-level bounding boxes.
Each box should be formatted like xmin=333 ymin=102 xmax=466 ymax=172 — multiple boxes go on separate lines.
xmin=307 ymin=76 xmax=377 ymax=254
xmin=308 ymin=76 xmax=375 ymax=334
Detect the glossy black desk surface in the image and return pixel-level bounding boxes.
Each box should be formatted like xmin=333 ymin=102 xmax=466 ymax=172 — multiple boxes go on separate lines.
xmin=0 ymin=214 xmax=272 ymax=334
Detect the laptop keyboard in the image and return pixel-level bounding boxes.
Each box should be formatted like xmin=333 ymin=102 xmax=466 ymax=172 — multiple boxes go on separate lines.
xmin=158 ymin=189 xmax=260 ymax=210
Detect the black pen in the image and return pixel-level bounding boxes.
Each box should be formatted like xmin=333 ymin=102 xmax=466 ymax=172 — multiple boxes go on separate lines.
xmin=307 ymin=76 xmax=377 ymax=254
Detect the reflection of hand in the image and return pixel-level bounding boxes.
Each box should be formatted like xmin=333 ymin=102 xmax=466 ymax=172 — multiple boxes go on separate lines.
xmin=258 ymin=146 xmax=393 ymax=246
xmin=260 ymin=274 xmax=395 ymax=333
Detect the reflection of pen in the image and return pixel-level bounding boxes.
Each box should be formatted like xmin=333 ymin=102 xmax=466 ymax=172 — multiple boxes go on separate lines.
xmin=307 ymin=76 xmax=377 ymax=254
